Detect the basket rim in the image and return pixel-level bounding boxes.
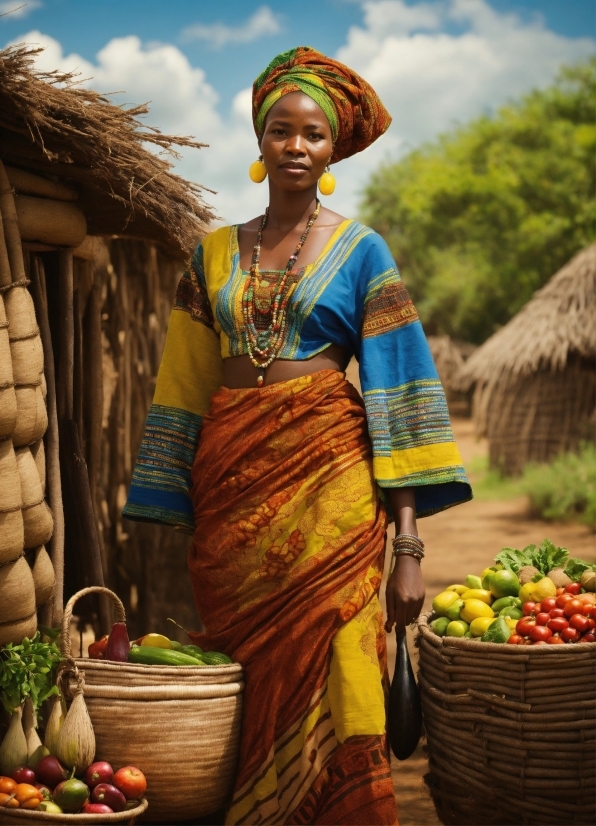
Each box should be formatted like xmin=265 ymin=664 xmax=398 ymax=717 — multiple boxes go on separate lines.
xmin=0 ymin=798 xmax=148 ymax=822
xmin=72 ymin=657 xmax=243 ymax=676
xmin=416 ymin=610 xmax=596 ymax=654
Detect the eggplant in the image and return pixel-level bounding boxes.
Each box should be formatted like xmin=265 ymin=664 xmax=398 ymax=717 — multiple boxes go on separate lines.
xmin=105 ymin=621 xmax=130 ymax=662
xmin=388 ymin=629 xmax=422 ymax=760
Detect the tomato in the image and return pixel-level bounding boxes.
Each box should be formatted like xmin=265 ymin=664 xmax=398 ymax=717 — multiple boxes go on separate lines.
xmin=549 ymin=608 xmax=565 ymax=618
xmin=547 ymin=635 xmax=564 ymax=644
xmin=579 ymin=633 xmax=596 ymax=643
xmin=591 ymin=607 xmax=596 ymax=621
xmin=547 ymin=617 xmax=568 ymax=632
xmin=507 ymin=634 xmax=523 ymax=645
xmin=516 ymin=618 xmax=536 ymax=637
xmin=555 ymin=587 xmax=565 ymax=596
xmin=540 ymin=597 xmax=557 ymax=613
xmin=535 ymin=612 xmax=550 ymax=626
xmin=586 ymin=619 xmax=596 ymax=631
xmin=529 ymin=625 xmax=551 ymax=642
xmin=556 ymin=593 xmax=575 ymax=609
xmin=532 ymin=640 xmax=548 ymax=645
xmin=561 ymin=627 xmax=580 ymax=643
xmin=88 ymin=636 xmax=109 ymax=660
xmin=563 ymin=599 xmax=584 ymax=618
xmin=579 ymin=603 xmax=593 ymax=616
xmin=0 ymin=777 xmax=17 ymax=795
xmin=564 ymin=582 xmax=582 ymax=595
xmin=522 ymin=602 xmax=537 ymax=616
xmin=570 ymin=614 xmax=590 ymax=632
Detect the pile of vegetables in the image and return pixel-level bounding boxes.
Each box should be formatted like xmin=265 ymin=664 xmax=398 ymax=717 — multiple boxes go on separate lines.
xmin=430 ymin=539 xmax=596 ymax=645
xmin=0 ymin=760 xmax=146 ymax=814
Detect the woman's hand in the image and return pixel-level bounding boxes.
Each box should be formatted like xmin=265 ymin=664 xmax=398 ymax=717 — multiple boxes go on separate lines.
xmin=384 ymin=553 xmax=426 ymax=633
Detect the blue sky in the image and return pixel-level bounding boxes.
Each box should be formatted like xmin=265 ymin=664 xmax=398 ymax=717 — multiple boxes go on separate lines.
xmin=2 ymin=1 xmax=595 ymax=222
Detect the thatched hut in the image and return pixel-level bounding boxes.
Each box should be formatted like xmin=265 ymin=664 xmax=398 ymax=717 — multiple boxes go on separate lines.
xmin=0 ymin=44 xmax=214 ymax=642
xmin=457 ymin=244 xmax=596 ymax=475
xmin=426 ymin=336 xmax=476 ymax=416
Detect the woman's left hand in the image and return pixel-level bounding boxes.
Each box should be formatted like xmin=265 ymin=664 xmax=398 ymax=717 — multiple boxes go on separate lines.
xmin=384 ymin=553 xmax=425 ymax=633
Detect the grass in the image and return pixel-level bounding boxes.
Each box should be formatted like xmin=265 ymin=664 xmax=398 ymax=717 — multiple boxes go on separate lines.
xmin=468 ymin=443 xmax=596 ymax=530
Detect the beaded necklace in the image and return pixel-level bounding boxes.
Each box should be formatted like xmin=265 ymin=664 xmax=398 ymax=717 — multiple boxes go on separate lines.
xmin=241 ymin=199 xmax=321 ymax=386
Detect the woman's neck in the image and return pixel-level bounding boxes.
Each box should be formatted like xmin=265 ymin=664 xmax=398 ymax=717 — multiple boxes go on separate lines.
xmin=266 ymin=184 xmax=318 ymax=233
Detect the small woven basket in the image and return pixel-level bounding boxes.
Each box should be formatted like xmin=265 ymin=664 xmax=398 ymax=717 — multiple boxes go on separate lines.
xmin=416 ymin=611 xmax=596 ymax=826
xmin=0 ymin=799 xmax=147 ymax=824
xmin=61 ymin=587 xmax=243 ymax=824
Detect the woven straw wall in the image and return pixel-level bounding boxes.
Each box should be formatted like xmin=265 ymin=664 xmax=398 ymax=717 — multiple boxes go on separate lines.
xmin=0 ymin=161 xmax=56 ymax=644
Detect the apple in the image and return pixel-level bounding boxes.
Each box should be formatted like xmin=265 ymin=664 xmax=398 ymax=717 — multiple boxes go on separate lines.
xmin=113 ymin=766 xmax=147 ymax=800
xmin=11 ymin=767 xmax=36 ymax=785
xmin=84 ymin=761 xmax=114 ymax=789
xmin=83 ymin=803 xmax=115 ymax=814
xmin=91 ymin=783 xmax=126 ymax=812
xmin=35 ymin=756 xmax=68 ymax=789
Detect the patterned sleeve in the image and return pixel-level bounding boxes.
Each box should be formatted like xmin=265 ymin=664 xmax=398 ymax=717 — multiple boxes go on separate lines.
xmin=357 ymin=235 xmax=472 ymax=517
xmin=123 ymin=243 xmax=224 ymax=530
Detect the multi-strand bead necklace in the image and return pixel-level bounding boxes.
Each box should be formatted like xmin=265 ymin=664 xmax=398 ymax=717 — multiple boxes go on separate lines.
xmin=241 ymin=199 xmax=321 ymax=387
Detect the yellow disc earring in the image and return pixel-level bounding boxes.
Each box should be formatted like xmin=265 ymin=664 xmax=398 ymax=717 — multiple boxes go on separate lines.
xmin=249 ymin=155 xmax=267 ymax=183
xmin=318 ymin=165 xmax=336 ymax=196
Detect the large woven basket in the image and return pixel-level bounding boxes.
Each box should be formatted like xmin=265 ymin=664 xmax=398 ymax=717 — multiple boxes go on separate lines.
xmin=0 ymin=799 xmax=147 ymax=824
xmin=416 ymin=611 xmax=595 ymax=826
xmin=60 ymin=587 xmax=244 ymax=824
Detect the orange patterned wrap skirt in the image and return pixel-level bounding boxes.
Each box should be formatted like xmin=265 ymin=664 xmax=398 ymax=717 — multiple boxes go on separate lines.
xmin=188 ymin=370 xmax=398 ymax=825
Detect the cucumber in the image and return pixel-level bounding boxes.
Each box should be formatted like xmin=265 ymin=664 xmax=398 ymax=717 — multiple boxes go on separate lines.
xmin=201 ymin=651 xmax=233 ymax=665
xmin=179 ymin=644 xmax=204 ymax=659
xmin=170 ymin=640 xmax=182 ymax=650
xmin=128 ymin=645 xmax=203 ymax=667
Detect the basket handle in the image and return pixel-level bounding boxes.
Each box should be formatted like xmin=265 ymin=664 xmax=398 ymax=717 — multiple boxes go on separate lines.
xmin=60 ymin=586 xmax=126 ymax=658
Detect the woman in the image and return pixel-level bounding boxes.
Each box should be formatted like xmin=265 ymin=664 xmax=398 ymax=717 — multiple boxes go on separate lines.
xmin=124 ymin=47 xmax=471 ymax=825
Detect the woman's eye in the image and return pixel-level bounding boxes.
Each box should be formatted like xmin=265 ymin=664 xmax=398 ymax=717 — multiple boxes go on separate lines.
xmin=309 ymin=133 xmax=323 ymax=141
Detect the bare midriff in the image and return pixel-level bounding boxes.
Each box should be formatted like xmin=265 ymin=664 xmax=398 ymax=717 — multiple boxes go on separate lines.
xmin=222 ymin=343 xmax=348 ymax=389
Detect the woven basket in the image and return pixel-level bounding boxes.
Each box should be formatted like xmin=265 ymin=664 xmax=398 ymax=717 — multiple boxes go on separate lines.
xmin=16 ymin=446 xmax=53 ymax=547
xmin=0 ymin=798 xmax=148 ymax=824
xmin=0 ymin=555 xmax=36 ymax=623
xmin=4 ymin=285 xmax=38 ymax=340
xmin=0 ymin=384 xmax=18 ymax=438
xmin=13 ymin=385 xmax=48 ymax=447
xmin=32 ymin=545 xmax=55 ymax=606
xmin=10 ymin=333 xmax=44 ymax=386
xmin=0 ymin=439 xmax=24 ymax=565
xmin=61 ymin=587 xmax=243 ymax=824
xmin=30 ymin=439 xmax=46 ymax=495
xmin=416 ymin=611 xmax=596 ymax=826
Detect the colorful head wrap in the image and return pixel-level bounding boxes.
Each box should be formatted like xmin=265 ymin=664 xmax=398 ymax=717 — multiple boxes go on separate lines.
xmin=252 ymin=46 xmax=391 ymax=164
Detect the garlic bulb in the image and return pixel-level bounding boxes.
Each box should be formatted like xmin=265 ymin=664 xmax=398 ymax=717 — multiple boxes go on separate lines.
xmin=0 ymin=705 xmax=28 ymax=775
xmin=55 ymin=686 xmax=95 ymax=773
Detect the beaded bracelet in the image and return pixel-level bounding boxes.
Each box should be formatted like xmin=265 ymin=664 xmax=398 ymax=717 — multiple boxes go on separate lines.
xmin=392 ymin=533 xmax=425 ymax=561
xmin=392 ymin=549 xmax=423 ymax=563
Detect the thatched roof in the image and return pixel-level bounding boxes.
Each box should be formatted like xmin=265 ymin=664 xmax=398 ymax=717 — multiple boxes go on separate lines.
xmin=0 ymin=44 xmax=215 ymax=258
xmin=458 ymin=244 xmax=596 ymax=390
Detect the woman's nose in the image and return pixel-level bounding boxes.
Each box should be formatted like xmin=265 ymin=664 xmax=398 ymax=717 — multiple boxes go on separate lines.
xmin=285 ymin=135 xmax=306 ymax=155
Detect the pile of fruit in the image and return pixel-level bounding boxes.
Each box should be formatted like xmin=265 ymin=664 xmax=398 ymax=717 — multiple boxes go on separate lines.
xmin=0 ymin=759 xmax=146 ymax=814
xmin=89 ymin=623 xmax=232 ymax=667
xmin=430 ymin=539 xmax=596 ymax=645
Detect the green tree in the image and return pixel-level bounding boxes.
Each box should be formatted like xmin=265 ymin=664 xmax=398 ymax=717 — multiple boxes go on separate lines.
xmin=360 ymin=59 xmax=596 ymax=343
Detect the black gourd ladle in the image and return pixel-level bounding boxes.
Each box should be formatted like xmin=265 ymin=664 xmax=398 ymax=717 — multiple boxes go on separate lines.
xmin=388 ymin=628 xmax=423 ymax=760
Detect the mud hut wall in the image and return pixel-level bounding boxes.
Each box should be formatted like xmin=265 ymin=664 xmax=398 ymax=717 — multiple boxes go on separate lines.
xmin=484 ymin=356 xmax=596 ymax=476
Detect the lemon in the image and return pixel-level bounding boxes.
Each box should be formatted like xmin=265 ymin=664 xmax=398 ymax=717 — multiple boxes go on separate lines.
xmin=141 ymin=633 xmax=172 ymax=649
xmin=430 ymin=617 xmax=450 ymax=636
xmin=446 ymin=584 xmax=468 ymax=595
xmin=432 ymin=590 xmax=460 ymax=616
xmin=460 ymin=588 xmax=493 ymax=605
xmin=518 ymin=582 xmax=536 ymax=604
xmin=445 ymin=599 xmax=464 ymax=621
xmin=469 ymin=616 xmax=496 ymax=637
xmin=489 ymin=569 xmax=520 ymax=598
xmin=531 ymin=577 xmax=556 ymax=601
xmin=461 ymin=599 xmax=495 ymax=624
xmin=481 ymin=566 xmax=498 ymax=589
xmin=504 ymin=617 xmax=519 ymax=632
xmin=446 ymin=620 xmax=469 ymax=637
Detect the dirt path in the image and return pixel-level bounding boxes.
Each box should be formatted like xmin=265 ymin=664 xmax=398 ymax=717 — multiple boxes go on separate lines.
xmin=382 ymin=417 xmax=595 ymax=826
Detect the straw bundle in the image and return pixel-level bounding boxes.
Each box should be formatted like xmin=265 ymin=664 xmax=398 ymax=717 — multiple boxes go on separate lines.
xmin=6 ymin=165 xmax=78 ymax=202
xmin=13 ymin=385 xmax=48 ymax=447
xmin=0 ymin=294 xmax=17 ymax=437
xmin=416 ymin=612 xmax=595 ymax=825
xmin=62 ymin=588 xmax=243 ymax=823
xmin=31 ymin=545 xmax=55 ymax=606
xmin=4 ymin=285 xmax=38 ymax=339
xmin=0 ymin=438 xmax=22 ymax=511
xmin=0 ymin=510 xmax=24 ymax=565
xmin=15 ymin=195 xmax=87 ymax=248
xmin=30 ymin=439 xmax=46 ymax=494
xmin=10 ymin=334 xmax=44 ymax=386
xmin=0 ymin=555 xmax=36 ymax=624
xmin=16 ymin=446 xmax=53 ymax=547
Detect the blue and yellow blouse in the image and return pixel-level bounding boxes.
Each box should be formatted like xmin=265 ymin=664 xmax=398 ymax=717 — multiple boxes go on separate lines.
xmin=124 ymin=220 xmax=471 ymax=530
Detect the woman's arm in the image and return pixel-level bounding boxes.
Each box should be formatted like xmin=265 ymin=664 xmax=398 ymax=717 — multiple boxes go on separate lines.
xmin=384 ymin=487 xmax=426 ymax=632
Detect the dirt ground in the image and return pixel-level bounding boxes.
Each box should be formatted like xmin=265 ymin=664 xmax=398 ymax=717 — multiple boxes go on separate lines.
xmin=383 ymin=417 xmax=596 ymax=826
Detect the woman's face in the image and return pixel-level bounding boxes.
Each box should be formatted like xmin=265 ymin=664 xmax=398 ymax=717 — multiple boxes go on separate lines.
xmin=260 ymin=92 xmax=333 ymax=192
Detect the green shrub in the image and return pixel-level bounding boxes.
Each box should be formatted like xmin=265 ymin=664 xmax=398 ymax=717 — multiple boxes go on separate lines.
xmin=521 ymin=443 xmax=596 ymax=529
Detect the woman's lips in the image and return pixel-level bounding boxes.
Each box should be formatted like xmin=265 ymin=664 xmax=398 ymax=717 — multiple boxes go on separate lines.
xmin=280 ymin=163 xmax=309 ymax=175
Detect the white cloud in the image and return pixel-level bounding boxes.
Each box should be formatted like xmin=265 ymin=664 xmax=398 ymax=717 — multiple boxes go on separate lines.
xmin=0 ymin=1 xmax=42 ymax=20
xmin=6 ymin=1 xmax=595 ymax=225
xmin=181 ymin=5 xmax=281 ymax=49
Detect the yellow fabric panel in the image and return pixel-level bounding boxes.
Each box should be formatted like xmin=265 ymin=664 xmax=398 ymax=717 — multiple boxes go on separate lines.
xmin=227 ymin=755 xmax=278 ymax=824
xmin=153 ymin=309 xmax=223 ymax=416
xmin=373 ymin=441 xmax=464 ymax=482
xmin=202 ymin=226 xmax=234 ymax=336
xmin=327 ymin=596 xmax=386 ymax=743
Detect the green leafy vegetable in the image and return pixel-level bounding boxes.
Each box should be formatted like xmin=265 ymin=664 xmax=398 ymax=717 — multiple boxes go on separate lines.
xmin=565 ymin=558 xmax=596 ymax=580
xmin=531 ymin=538 xmax=569 ymax=575
xmin=0 ymin=633 xmax=61 ymax=714
xmin=494 ymin=546 xmax=535 ymax=573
